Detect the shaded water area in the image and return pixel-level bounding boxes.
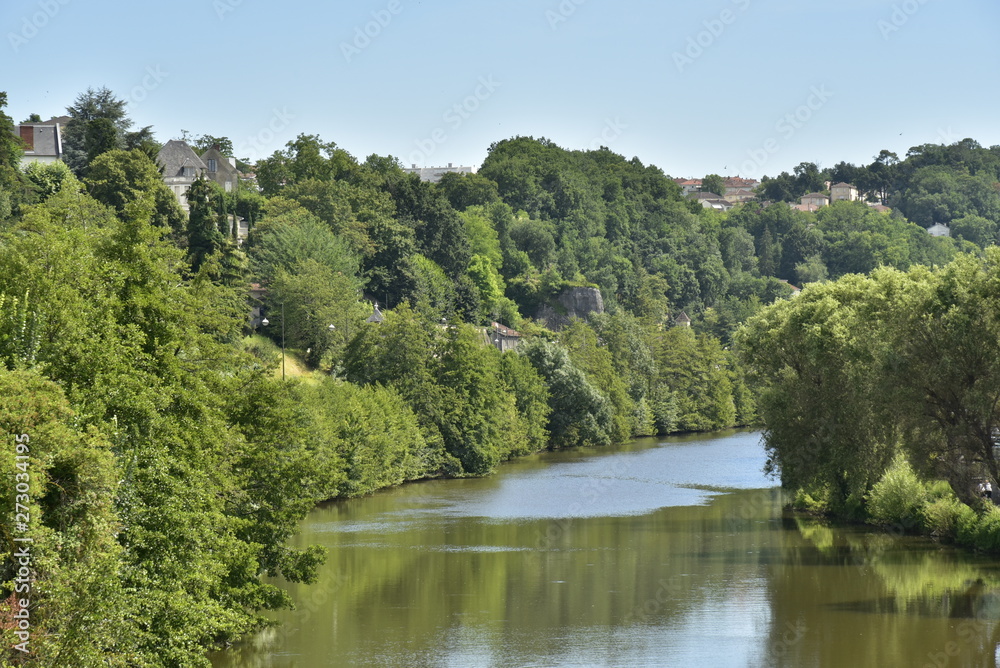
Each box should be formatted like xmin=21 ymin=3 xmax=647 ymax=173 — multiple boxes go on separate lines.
xmin=210 ymin=431 xmax=1000 ymax=667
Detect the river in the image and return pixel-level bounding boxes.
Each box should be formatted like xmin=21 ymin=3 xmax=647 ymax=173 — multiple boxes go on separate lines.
xmin=209 ymin=430 xmax=1000 ymax=667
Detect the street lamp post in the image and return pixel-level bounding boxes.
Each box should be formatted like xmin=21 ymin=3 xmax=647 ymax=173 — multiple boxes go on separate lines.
xmin=262 ymin=302 xmax=285 ymax=381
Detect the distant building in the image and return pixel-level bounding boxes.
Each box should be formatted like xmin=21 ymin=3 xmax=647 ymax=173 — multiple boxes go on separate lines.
xmin=674 ymin=176 xmax=758 ymax=203
xmin=157 ymin=140 xmax=207 ymax=213
xmin=778 ymin=279 xmax=802 ymax=296
xmin=723 ymin=176 xmax=760 ymax=196
xmin=799 ymin=192 xmax=829 ymax=209
xmin=488 ymin=321 xmax=522 ymax=352
xmin=200 ymin=144 xmax=240 ymax=193
xmin=673 ymin=178 xmax=702 ymax=195
xmin=366 ymin=302 xmax=385 ymax=323
xmin=248 ymin=283 xmax=266 ymax=328
xmin=674 ymin=311 xmax=691 ymax=327
xmin=830 ymin=182 xmax=859 ymax=202
xmin=792 ymin=203 xmax=823 ymax=213
xmin=404 ymin=163 xmax=475 ymax=183
xmin=927 ymin=223 xmax=951 ymax=238
xmin=13 ymin=119 xmax=63 ymax=167
xmin=689 ymin=192 xmax=733 ymax=211
xmin=724 ymin=188 xmax=757 ymax=204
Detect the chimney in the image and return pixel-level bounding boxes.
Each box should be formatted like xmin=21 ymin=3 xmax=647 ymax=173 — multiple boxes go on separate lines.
xmin=447 ymin=162 xmax=453 ymax=168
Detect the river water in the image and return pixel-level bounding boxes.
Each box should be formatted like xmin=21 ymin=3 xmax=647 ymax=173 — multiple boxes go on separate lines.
xmin=209 ymin=430 xmax=1000 ymax=667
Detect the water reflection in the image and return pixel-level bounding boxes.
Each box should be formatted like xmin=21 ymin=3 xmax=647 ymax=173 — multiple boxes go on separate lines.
xmin=210 ymin=431 xmax=1000 ymax=668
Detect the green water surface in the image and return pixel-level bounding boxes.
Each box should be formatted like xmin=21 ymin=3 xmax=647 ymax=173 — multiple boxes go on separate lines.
xmin=210 ymin=431 xmax=1000 ymax=667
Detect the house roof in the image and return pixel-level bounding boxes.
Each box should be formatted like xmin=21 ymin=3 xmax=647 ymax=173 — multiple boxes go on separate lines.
xmin=801 ymin=192 xmax=828 ymax=199
xmin=366 ymin=303 xmax=384 ymax=323
xmin=491 ymin=322 xmax=521 ymax=337
xmin=831 ymin=182 xmax=856 ymax=189
xmin=157 ymin=140 xmax=207 ymax=178
xmin=690 ymin=192 xmax=723 ymax=199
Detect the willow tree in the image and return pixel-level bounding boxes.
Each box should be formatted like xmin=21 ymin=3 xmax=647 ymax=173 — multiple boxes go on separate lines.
xmin=736 ymin=270 xmax=915 ymax=513
xmin=890 ymin=249 xmax=1000 ymax=504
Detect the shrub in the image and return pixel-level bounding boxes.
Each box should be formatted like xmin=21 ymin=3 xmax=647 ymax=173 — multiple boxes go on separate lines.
xmin=920 ymin=495 xmax=967 ymax=540
xmin=866 ymin=453 xmax=925 ymax=529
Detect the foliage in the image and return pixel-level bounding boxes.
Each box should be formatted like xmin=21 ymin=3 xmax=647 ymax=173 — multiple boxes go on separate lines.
xmin=299 ymin=378 xmax=428 ymax=498
xmin=739 ymin=249 xmax=1000 ymax=518
xmin=866 ymin=454 xmax=926 ymax=528
xmin=518 ymin=338 xmax=617 ymax=449
xmin=23 ymin=160 xmax=72 ymax=203
xmin=264 ymin=259 xmax=368 ymax=368
xmin=84 ymin=149 xmax=185 ymax=237
xmin=0 ymin=185 xmax=330 ymax=666
xmin=62 ymin=87 xmax=133 ymax=175
xmin=341 ymin=308 xmax=545 ymax=476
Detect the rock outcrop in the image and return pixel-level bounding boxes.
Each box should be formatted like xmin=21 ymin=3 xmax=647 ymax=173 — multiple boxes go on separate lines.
xmin=535 ymin=286 xmax=604 ymax=330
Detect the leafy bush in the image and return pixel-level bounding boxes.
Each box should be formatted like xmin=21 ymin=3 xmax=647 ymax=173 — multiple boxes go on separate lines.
xmin=866 ymin=454 xmax=926 ymax=528
xmin=920 ymin=495 xmax=968 ymax=540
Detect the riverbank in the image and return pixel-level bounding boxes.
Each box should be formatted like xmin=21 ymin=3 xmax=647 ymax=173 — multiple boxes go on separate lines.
xmin=209 ymin=430 xmax=1000 ymax=668
xmin=792 ymin=454 xmax=1000 ymax=554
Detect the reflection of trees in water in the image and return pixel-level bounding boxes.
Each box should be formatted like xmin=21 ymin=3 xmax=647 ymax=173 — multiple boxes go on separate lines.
xmin=759 ymin=515 xmax=1000 ymax=666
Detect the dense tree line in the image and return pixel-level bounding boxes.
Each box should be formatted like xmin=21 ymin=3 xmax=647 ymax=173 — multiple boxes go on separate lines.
xmin=4 ymin=85 xmax=1000 ymax=663
xmin=738 ymin=250 xmax=1000 ymax=536
xmin=757 ymin=140 xmax=1000 ymax=238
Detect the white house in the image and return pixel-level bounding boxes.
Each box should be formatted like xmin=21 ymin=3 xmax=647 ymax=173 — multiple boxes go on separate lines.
xmin=156 ymin=140 xmax=207 ymax=213
xmin=830 ymin=182 xmax=859 ymax=202
xmin=800 ymin=192 xmax=829 ymax=209
xmin=403 ymin=163 xmax=475 ymax=183
xmin=13 ymin=120 xmax=63 ymax=167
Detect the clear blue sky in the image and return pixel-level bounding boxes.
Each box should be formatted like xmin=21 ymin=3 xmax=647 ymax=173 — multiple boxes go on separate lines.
xmin=4 ymin=0 xmax=999 ymax=179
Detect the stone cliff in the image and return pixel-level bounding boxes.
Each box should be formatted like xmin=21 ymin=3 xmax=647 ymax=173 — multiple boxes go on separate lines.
xmin=535 ymin=286 xmax=604 ymax=330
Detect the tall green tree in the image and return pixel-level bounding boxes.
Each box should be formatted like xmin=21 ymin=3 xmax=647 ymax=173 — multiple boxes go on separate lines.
xmin=185 ymin=177 xmax=226 ymax=272
xmin=701 ymin=174 xmax=726 ymax=198
xmin=519 ymin=338 xmax=617 ymax=449
xmin=84 ymin=148 xmax=185 ymax=237
xmin=62 ymin=87 xmax=132 ymax=175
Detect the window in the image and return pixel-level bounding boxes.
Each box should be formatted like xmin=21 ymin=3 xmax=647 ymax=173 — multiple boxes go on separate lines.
xmin=207 ymin=159 xmax=217 ymax=173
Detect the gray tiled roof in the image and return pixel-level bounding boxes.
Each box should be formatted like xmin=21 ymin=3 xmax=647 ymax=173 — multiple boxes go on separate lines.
xmin=157 ymin=140 xmax=207 ymax=177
